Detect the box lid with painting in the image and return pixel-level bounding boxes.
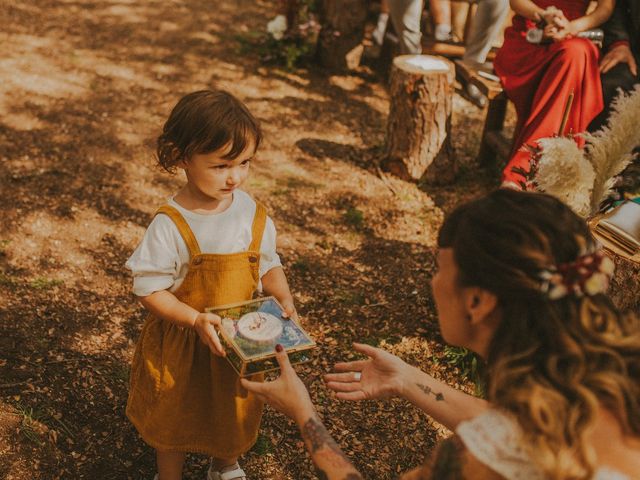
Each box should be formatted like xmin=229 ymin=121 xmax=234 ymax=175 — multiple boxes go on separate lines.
xmin=206 ymin=296 xmax=316 ymax=376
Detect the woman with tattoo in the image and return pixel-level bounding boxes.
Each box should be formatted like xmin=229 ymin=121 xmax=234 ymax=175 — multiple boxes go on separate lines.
xmin=243 ymin=189 xmax=640 ymax=479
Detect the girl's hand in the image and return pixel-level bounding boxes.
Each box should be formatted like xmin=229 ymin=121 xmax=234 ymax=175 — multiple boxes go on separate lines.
xmin=551 ymin=20 xmax=578 ymax=41
xmin=324 ymin=343 xmax=411 ymax=400
xmin=540 ymin=6 xmax=567 ymax=27
xmin=280 ymin=299 xmax=299 ymax=321
xmin=241 ymin=345 xmax=315 ymax=425
xmin=193 ymin=312 xmax=226 ymax=357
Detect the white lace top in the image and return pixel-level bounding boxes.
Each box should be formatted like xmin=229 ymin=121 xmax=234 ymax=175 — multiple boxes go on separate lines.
xmin=455 ymin=409 xmax=630 ymax=480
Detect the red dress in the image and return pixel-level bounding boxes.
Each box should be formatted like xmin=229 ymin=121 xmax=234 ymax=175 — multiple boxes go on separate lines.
xmin=494 ymin=0 xmax=603 ymax=186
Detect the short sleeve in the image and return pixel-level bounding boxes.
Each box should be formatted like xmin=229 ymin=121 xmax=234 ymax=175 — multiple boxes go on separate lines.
xmin=259 ymin=215 xmax=282 ymax=278
xmin=125 ymin=215 xmax=183 ymax=296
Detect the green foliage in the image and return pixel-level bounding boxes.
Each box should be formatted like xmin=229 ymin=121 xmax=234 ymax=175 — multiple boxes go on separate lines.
xmin=343 ymin=207 xmax=365 ymax=229
xmin=235 ymin=0 xmax=320 ymax=70
xmin=336 ymin=289 xmax=365 ymax=306
xmin=443 ymin=346 xmax=485 ymax=397
xmin=292 ymin=258 xmax=311 ymax=273
xmin=15 ymin=403 xmax=46 ymax=446
xmin=251 ymin=433 xmax=274 ymax=455
xmin=30 ymin=277 xmax=64 ymax=290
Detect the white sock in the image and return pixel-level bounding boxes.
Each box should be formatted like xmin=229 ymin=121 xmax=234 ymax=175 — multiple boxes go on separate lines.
xmin=372 ymin=13 xmax=389 ymax=44
xmin=434 ymin=23 xmax=451 ymax=41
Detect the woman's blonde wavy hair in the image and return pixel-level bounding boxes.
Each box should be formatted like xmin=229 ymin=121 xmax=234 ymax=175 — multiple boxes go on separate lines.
xmin=438 ymin=189 xmax=640 ymax=479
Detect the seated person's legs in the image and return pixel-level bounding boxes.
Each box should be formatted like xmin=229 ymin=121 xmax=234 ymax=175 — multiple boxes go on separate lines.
xmin=388 ymin=0 xmax=424 ymax=54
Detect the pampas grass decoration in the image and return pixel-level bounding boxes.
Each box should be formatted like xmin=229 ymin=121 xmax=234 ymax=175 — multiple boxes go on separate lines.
xmin=583 ymin=84 xmax=640 ymax=214
xmin=533 ymin=85 xmax=640 ymax=217
xmin=536 ymin=137 xmax=595 ymax=217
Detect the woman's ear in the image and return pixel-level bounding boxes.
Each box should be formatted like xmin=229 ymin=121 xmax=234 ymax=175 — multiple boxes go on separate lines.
xmin=464 ymin=287 xmax=498 ymax=326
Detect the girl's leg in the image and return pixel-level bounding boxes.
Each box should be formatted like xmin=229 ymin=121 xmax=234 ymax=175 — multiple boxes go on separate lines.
xmin=210 ymin=456 xmax=239 ymax=471
xmin=157 ymin=450 xmax=186 ymax=480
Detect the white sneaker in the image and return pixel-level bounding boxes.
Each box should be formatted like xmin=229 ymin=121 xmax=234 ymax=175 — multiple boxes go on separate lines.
xmin=207 ymin=462 xmax=247 ymax=480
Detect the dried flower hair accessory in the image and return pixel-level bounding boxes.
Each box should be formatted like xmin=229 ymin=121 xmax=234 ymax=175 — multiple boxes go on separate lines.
xmin=539 ymin=250 xmax=615 ymax=300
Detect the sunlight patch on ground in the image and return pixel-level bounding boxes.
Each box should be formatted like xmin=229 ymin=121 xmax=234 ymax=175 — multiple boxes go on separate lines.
xmin=9 ymin=210 xmax=135 ymax=292
xmin=0 ymin=112 xmax=45 ymax=132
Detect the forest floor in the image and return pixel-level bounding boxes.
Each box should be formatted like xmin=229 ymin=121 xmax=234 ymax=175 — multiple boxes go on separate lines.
xmin=0 ymin=1 xmax=514 ymax=478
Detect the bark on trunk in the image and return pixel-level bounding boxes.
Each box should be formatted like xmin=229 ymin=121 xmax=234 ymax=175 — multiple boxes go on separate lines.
xmin=317 ymin=0 xmax=367 ymax=71
xmin=383 ymin=55 xmax=457 ymax=183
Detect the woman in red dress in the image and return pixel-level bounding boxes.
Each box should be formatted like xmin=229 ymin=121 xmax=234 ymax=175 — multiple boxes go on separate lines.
xmin=494 ymin=0 xmax=615 ymax=188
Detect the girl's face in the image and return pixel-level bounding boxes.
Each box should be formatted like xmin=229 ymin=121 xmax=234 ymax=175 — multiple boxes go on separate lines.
xmin=181 ymin=141 xmax=254 ymax=205
xmin=431 ymin=248 xmax=471 ymax=348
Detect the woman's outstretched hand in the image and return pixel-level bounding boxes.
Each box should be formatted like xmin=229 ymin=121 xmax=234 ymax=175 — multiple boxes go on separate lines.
xmin=241 ymin=345 xmax=315 ymax=425
xmin=324 ymin=342 xmax=410 ymax=401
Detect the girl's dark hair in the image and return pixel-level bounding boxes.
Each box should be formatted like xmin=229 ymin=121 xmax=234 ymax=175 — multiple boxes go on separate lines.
xmin=438 ymin=189 xmax=640 ymax=478
xmin=156 ymin=90 xmax=262 ymax=173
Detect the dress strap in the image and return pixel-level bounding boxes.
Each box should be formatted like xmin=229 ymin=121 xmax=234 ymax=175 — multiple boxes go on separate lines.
xmin=155 ymin=205 xmax=202 ymax=258
xmin=248 ymin=201 xmax=267 ymax=253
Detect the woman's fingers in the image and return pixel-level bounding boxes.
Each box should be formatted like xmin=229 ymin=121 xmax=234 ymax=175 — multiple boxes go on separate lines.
xmin=333 ymin=360 xmax=368 ymax=372
xmin=352 ymin=342 xmax=379 ymax=357
xmin=273 ymin=345 xmax=294 ymax=374
xmin=240 ymin=377 xmax=266 ymax=394
xmin=324 ymin=371 xmax=362 ymax=383
xmin=336 ymin=391 xmax=367 ymax=401
xmin=326 ymin=381 xmax=361 ymax=393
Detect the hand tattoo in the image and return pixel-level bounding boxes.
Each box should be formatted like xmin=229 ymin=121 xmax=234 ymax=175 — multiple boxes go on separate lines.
xmin=416 ymin=383 xmax=445 ymax=401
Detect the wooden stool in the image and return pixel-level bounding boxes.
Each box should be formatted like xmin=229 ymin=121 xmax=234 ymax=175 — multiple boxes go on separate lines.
xmin=455 ymin=59 xmax=512 ymax=165
xmin=383 ymin=54 xmax=457 ymax=183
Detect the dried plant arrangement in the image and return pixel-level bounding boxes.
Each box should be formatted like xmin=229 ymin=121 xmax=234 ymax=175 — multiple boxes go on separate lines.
xmin=526 ymin=85 xmax=640 ymax=218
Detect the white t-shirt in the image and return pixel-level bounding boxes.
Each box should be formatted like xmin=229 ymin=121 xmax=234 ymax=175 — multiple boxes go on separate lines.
xmin=126 ymin=190 xmax=281 ymax=297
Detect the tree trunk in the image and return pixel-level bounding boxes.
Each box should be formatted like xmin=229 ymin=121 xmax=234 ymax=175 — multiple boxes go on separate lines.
xmin=317 ymin=0 xmax=367 ymax=71
xmin=608 ymin=255 xmax=640 ymax=314
xmin=382 ymin=54 xmax=457 ymax=183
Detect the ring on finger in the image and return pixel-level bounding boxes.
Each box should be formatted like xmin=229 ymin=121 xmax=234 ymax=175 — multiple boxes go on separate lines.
xmin=353 ymin=372 xmax=362 ymax=382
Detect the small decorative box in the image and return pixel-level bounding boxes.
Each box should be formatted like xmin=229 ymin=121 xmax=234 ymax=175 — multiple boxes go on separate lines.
xmin=205 ymin=296 xmax=316 ymax=377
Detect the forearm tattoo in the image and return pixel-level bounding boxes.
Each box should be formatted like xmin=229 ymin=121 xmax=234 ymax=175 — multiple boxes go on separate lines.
xmin=416 ymin=383 xmax=445 ymax=401
xmin=301 ymin=417 xmax=363 ymax=480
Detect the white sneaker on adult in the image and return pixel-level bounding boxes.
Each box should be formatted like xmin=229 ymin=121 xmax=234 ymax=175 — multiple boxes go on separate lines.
xmin=207 ymin=462 xmax=247 ymax=480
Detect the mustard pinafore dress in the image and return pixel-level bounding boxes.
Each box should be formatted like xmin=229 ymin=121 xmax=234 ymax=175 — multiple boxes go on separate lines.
xmin=126 ymin=203 xmax=266 ymax=457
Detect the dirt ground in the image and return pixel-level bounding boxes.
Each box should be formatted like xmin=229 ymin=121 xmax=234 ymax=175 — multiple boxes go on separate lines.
xmin=0 ymin=1 xmax=511 ymax=478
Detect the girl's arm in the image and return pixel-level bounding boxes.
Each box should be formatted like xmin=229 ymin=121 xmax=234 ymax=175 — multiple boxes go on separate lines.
xmin=325 ymin=343 xmax=489 ymax=431
xmin=140 ymin=290 xmax=226 ymax=356
xmin=261 ymin=266 xmax=297 ymax=319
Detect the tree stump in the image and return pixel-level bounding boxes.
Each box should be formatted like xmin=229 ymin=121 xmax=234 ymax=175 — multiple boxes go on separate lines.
xmin=317 ymin=0 xmax=367 ymax=71
xmin=608 ymin=254 xmax=640 ymax=314
xmin=382 ymin=54 xmax=457 ymax=183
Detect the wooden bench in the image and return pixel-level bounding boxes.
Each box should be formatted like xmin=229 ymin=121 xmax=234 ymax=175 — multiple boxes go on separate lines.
xmin=454 ymin=59 xmax=513 ymax=165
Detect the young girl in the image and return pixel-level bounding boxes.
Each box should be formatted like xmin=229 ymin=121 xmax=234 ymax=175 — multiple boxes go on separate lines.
xmin=125 ymin=90 xmax=296 ymax=480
